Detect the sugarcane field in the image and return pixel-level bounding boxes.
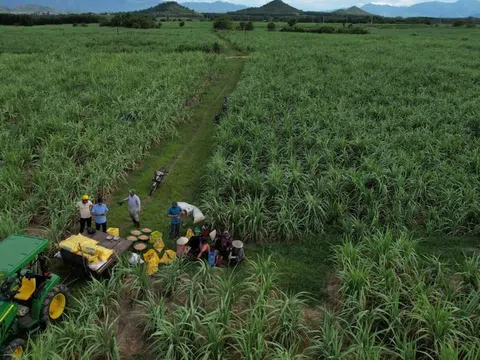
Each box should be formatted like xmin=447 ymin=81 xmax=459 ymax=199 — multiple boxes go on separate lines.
xmin=0 ymin=4 xmax=480 ymax=359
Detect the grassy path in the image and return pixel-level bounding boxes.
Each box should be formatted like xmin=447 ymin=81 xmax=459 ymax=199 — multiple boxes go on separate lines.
xmin=107 ymin=45 xmax=247 ymax=248
xmin=105 ymin=39 xmax=338 ymax=303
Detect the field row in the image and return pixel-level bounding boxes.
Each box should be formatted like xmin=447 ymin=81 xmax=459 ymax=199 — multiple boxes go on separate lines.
xmin=0 ymin=24 xmax=225 ymax=239
xmin=0 ymin=23 xmax=224 ymax=54
xmin=203 ymin=27 xmax=480 ymax=241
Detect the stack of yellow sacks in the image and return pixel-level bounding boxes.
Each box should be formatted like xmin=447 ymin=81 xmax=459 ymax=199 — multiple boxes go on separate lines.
xmin=59 ymin=234 xmax=114 ymax=264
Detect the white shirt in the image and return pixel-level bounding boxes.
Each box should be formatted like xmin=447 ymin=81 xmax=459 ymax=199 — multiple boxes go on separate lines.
xmin=123 ymin=195 xmax=141 ymax=212
xmin=76 ymin=201 xmax=93 ymax=219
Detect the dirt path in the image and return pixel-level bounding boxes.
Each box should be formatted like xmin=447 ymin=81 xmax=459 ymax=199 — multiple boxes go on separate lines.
xmin=107 ymin=41 xmax=247 ymax=245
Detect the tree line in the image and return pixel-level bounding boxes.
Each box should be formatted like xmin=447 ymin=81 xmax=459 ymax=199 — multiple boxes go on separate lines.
xmin=205 ymin=12 xmax=480 ymax=25
xmin=100 ymin=13 xmax=159 ymax=29
xmin=0 ymin=13 xmax=99 ymax=26
xmin=0 ymin=11 xmax=477 ymax=27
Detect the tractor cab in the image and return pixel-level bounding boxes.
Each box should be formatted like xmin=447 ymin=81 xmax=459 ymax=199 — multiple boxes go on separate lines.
xmin=0 ymin=235 xmax=69 ymax=360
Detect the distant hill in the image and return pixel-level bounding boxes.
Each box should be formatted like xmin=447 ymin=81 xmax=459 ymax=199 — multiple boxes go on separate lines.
xmin=362 ymin=0 xmax=480 ymax=18
xmin=181 ymin=1 xmax=247 ymax=13
xmin=0 ymin=0 xmax=160 ymax=13
xmin=138 ymin=1 xmax=200 ymax=16
xmin=332 ymin=6 xmax=371 ymax=16
xmin=233 ymin=0 xmax=302 ymax=15
xmin=0 ymin=4 xmax=63 ymax=13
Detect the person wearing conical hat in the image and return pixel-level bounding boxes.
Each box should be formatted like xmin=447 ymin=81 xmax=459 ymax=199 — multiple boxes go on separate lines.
xmin=76 ymin=195 xmax=93 ymax=234
xmin=229 ymin=240 xmax=244 ymax=266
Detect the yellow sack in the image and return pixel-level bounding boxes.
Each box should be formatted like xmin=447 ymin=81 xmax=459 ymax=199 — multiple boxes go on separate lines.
xmin=59 ymin=242 xmax=79 ymax=253
xmin=143 ymin=249 xmax=160 ymax=275
xmin=154 ymin=239 xmax=165 ymax=253
xmin=79 ymin=246 xmax=96 ymax=255
xmin=83 ymin=254 xmax=99 ymax=264
xmin=185 ymin=228 xmax=194 ymax=239
xmin=95 ymin=246 xmax=114 ymax=262
xmin=159 ymin=249 xmax=176 ymax=265
xmin=59 ymin=235 xmax=98 ymax=253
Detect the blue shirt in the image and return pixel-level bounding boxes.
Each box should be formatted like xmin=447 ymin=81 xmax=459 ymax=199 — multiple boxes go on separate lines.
xmin=92 ymin=204 xmax=108 ymax=224
xmin=167 ymin=206 xmax=182 ymax=224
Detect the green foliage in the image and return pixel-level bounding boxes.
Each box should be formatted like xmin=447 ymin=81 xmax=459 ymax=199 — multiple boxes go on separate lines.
xmin=179 ymin=20 xmax=185 ymax=27
xmin=213 ymin=16 xmax=232 ymax=30
xmin=287 ymin=17 xmax=297 ymax=27
xmin=280 ymin=25 xmax=369 ymax=34
xmin=100 ymin=13 xmax=159 ymax=29
xmin=245 ymin=21 xmax=254 ymax=31
xmin=309 ymin=230 xmax=480 ymax=359
xmin=0 ymin=13 xmax=99 ymax=26
xmin=452 ymin=20 xmax=466 ymax=27
xmin=267 ymin=21 xmax=276 ymax=31
xmin=0 ymin=24 xmax=223 ymax=240
xmin=203 ymin=26 xmax=480 ymax=242
xmin=25 ymin=259 xmax=315 ymax=358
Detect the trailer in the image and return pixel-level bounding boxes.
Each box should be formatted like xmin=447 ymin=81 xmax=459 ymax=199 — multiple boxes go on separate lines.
xmin=59 ymin=231 xmax=132 ymax=281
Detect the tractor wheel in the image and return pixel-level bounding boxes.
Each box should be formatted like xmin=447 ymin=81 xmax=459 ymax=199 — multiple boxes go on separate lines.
xmin=2 ymin=338 xmax=26 ymax=360
xmin=40 ymin=284 xmax=70 ymax=324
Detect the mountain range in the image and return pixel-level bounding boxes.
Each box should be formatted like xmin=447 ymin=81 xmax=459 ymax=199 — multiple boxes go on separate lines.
xmin=0 ymin=0 xmax=247 ymax=13
xmin=332 ymin=6 xmax=370 ymax=16
xmin=0 ymin=4 xmax=63 ymax=13
xmin=362 ymin=0 xmax=480 ymax=18
xmin=182 ymin=1 xmax=247 ymax=13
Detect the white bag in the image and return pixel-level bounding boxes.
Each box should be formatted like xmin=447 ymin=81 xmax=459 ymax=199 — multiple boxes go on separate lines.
xmin=209 ymin=230 xmax=217 ymax=242
xmin=193 ymin=207 xmax=206 ymax=223
xmin=129 ymin=252 xmax=144 ymax=265
xmin=177 ymin=201 xmax=205 ymax=224
xmin=178 ymin=202 xmax=195 ymax=216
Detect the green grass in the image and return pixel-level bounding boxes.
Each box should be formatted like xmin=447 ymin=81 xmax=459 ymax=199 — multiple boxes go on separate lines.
xmin=417 ymin=235 xmax=480 ymax=264
xmin=2 ymin=21 xmax=479 ymax=359
xmin=0 ymin=23 xmax=224 ymax=240
xmin=106 ymin=38 xmax=247 ymax=248
xmin=245 ymin=235 xmax=342 ymax=303
xmin=204 ymin=26 xmax=480 ymax=240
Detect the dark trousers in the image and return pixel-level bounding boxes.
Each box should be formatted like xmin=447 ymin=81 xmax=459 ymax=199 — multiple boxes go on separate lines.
xmin=96 ymin=222 xmax=107 ymax=232
xmin=169 ymin=223 xmax=180 ymax=239
xmin=79 ymin=217 xmax=92 ymax=233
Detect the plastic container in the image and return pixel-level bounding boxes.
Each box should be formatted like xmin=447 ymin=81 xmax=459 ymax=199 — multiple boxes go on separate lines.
xmin=107 ymin=228 xmax=119 ymax=237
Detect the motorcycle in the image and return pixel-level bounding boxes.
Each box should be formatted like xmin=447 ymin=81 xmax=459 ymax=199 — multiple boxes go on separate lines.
xmin=149 ymin=167 xmax=168 ymax=196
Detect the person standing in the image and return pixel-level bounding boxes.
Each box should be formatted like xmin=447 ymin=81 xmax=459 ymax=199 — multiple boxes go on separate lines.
xmin=91 ymin=197 xmax=109 ymax=232
xmin=167 ymin=201 xmax=182 ymax=239
xmin=76 ymin=195 xmax=93 ymax=233
xmin=119 ymin=189 xmax=141 ymax=228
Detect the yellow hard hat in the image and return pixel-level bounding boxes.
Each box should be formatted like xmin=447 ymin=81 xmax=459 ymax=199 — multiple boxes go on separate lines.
xmin=82 ymin=195 xmax=89 ymax=200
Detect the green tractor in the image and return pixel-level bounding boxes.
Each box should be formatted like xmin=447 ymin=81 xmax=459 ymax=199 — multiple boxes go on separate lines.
xmin=0 ymin=235 xmax=69 ymax=359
